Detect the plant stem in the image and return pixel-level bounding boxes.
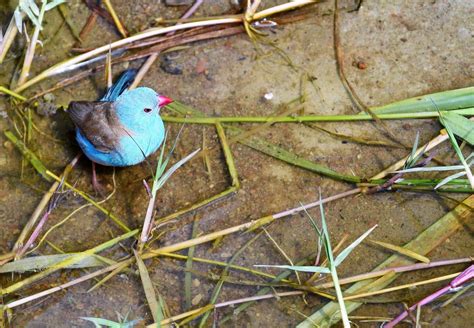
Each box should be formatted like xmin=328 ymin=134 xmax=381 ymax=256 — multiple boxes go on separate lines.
xmin=0 ymin=86 xmax=27 ymax=100
xmin=45 ymin=170 xmax=131 ymax=232
xmin=139 ymin=193 xmax=156 ymax=250
xmin=314 ymin=257 xmax=472 ymax=289
xmin=5 ymin=260 xmax=129 ymax=309
xmin=103 ymin=0 xmax=128 ymax=38
xmin=320 ymin=202 xmax=351 ymax=328
xmin=344 ymin=271 xmax=461 ymax=301
xmin=145 ymin=291 xmax=304 ymax=327
xmin=129 ymin=53 xmax=158 ymax=89
xmin=297 ymin=195 xmax=474 ymax=327
xmin=0 ymin=15 xmax=21 ymax=63
xmin=5 ymin=130 xmax=131 ymax=232
xmin=4 ymin=130 xmax=52 ymax=181
xmin=162 ymin=109 xmax=473 ymax=124
xmin=370 ymin=133 xmax=449 ymax=179
xmin=253 ymin=0 xmax=315 ymax=20
xmin=442 ymin=118 xmax=474 ymax=188
xmin=17 ymin=0 xmax=47 ymax=86
xmin=12 ymin=154 xmax=80 ymax=254
xmin=159 ymin=252 xmax=291 ymax=283
xmin=2 ymin=229 xmax=137 ymax=295
xmin=330 ymin=265 xmax=350 ymax=327
xmin=385 ymin=265 xmax=473 ymax=327
xmin=13 ymin=1 xmax=318 ymax=93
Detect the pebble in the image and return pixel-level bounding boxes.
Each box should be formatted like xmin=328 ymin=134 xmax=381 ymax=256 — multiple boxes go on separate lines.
xmin=165 ymin=0 xmax=193 ymax=6
xmin=191 ymin=293 xmax=203 ymax=305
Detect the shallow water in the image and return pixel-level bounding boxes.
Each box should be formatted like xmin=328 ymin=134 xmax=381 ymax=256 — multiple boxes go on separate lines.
xmin=0 ymin=0 xmax=473 ymax=327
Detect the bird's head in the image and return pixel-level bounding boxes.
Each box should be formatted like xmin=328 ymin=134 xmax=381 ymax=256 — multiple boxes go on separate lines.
xmin=114 ymin=87 xmax=172 ymax=133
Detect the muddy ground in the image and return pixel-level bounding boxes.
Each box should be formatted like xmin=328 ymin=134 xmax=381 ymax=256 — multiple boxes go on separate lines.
xmin=0 ymin=0 xmax=473 ymax=327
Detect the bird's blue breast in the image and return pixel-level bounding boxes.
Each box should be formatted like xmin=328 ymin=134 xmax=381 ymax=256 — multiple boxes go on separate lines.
xmin=76 ymin=119 xmax=165 ymax=167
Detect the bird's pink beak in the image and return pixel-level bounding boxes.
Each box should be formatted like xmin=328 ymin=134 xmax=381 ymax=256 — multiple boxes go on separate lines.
xmin=158 ymin=95 xmax=173 ymax=107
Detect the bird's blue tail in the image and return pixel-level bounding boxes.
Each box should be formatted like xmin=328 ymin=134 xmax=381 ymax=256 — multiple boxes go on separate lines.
xmin=101 ymin=69 xmax=138 ymax=101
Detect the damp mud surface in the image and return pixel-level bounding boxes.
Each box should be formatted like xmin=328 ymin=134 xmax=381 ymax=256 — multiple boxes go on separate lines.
xmin=0 ymin=0 xmax=473 ymax=327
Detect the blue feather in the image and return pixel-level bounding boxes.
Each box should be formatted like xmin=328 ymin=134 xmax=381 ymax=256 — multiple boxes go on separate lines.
xmin=101 ymin=69 xmax=138 ymax=101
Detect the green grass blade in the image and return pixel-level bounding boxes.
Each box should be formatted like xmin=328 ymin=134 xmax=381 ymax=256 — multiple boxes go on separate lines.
xmin=155 ymin=130 xmax=169 ymax=179
xmin=333 ymin=225 xmax=377 ymax=267
xmin=81 ymin=317 xmax=120 ymax=328
xmin=371 ymin=86 xmax=474 ymax=114
xmin=440 ymin=113 xmax=474 ymax=188
xmin=134 ymin=250 xmax=163 ymax=325
xmin=3 ymin=229 xmax=138 ymax=295
xmin=185 ymin=219 xmax=199 ymax=310
xmin=0 ymin=86 xmax=27 ymax=100
xmin=395 ymin=164 xmax=470 ymax=173
xmin=198 ymin=232 xmax=262 ymax=328
xmin=408 ymin=131 xmax=420 ymax=166
xmin=297 ymin=195 xmax=474 ymax=327
xmin=435 ymin=171 xmax=467 ymax=190
xmin=166 ymin=101 xmax=361 ymax=183
xmin=153 ymin=148 xmax=200 ymax=193
xmin=80 ymin=317 xmax=139 ymax=328
xmin=439 ymin=112 xmax=474 ymax=145
xmin=318 ymin=192 xmax=350 ymax=327
xmin=4 ymin=130 xmax=52 ymax=182
xmin=226 ymin=126 xmax=360 ymax=183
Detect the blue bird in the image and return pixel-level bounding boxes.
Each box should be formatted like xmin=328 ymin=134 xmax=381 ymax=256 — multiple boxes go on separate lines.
xmin=68 ymin=70 xmax=172 ymax=188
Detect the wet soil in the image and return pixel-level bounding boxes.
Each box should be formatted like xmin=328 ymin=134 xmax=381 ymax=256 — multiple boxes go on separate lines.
xmin=0 ymin=0 xmax=473 ymax=327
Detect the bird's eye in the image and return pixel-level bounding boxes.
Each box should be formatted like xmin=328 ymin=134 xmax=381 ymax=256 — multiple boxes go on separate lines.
xmin=144 ymin=108 xmax=152 ymax=113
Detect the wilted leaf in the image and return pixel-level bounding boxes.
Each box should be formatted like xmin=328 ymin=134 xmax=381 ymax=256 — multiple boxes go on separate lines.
xmin=0 ymin=254 xmax=114 ymax=273
xmin=369 ymin=240 xmax=430 ymax=263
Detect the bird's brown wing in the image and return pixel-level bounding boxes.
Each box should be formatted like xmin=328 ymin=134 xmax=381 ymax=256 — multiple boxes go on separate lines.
xmin=68 ymin=101 xmax=125 ymax=153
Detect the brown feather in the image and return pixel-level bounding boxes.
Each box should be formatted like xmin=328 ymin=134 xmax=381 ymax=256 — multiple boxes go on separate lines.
xmin=68 ymin=101 xmax=125 ymax=152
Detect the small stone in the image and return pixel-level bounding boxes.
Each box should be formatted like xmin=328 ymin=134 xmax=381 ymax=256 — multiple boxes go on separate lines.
xmin=457 ymin=27 xmax=471 ymax=39
xmin=195 ymin=59 xmax=207 ymax=74
xmin=165 ymin=0 xmax=193 ymax=6
xmin=0 ymin=102 xmax=7 ymax=119
xmin=160 ymin=56 xmax=183 ymax=75
xmin=352 ymin=60 xmax=367 ymax=70
xmin=263 ymin=92 xmax=274 ymax=100
xmin=357 ymin=61 xmax=367 ymax=70
xmin=43 ymin=93 xmax=55 ymax=102
xmin=191 ymin=294 xmax=203 ymax=305
xmin=3 ymin=141 xmax=13 ymax=151
xmin=37 ymin=100 xmax=57 ymax=116
xmin=192 ymin=278 xmax=200 ymax=287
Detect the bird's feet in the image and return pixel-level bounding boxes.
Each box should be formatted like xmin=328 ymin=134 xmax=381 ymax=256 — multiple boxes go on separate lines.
xmin=92 ymin=162 xmax=106 ymax=197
